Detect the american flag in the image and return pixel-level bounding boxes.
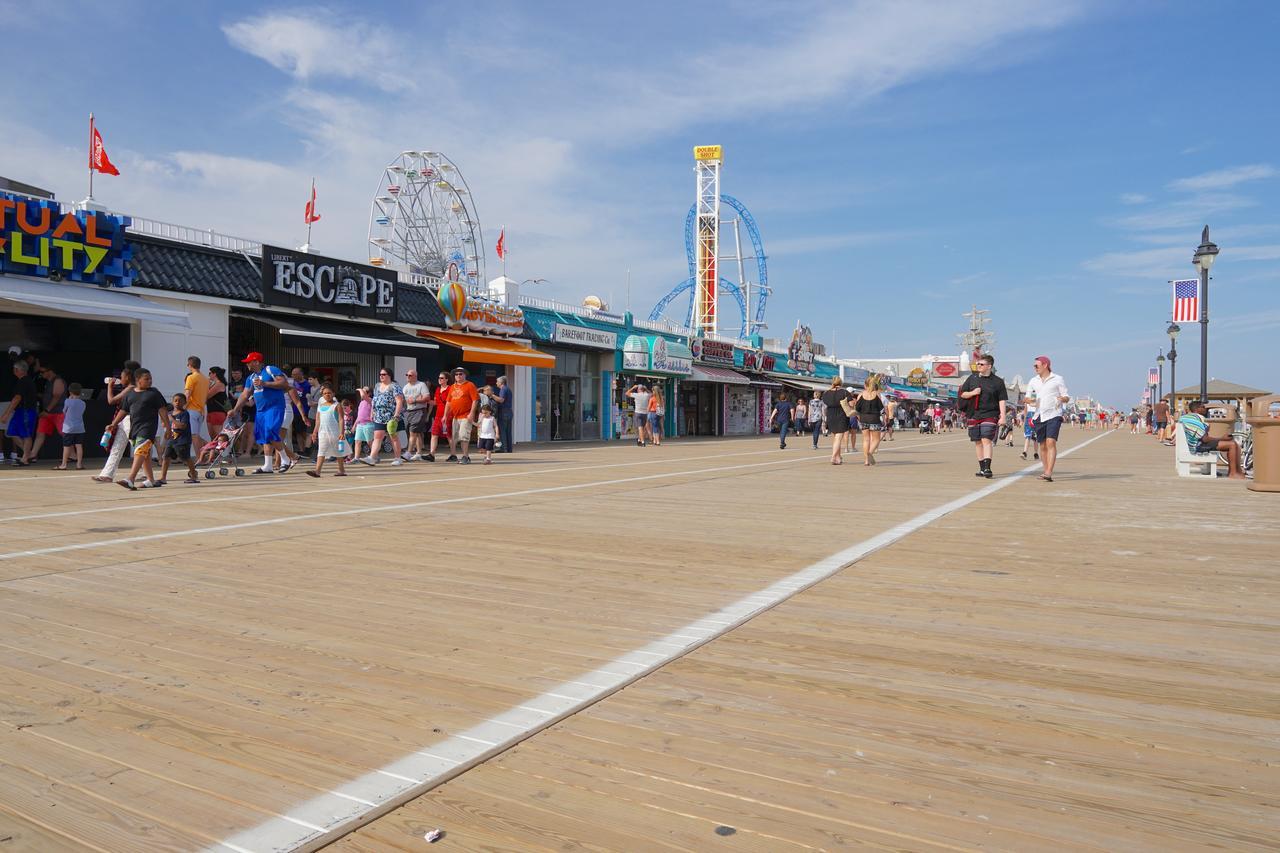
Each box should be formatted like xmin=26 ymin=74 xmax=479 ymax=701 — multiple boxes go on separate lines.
xmin=1172 ymin=278 xmax=1199 ymax=322
xmin=1148 ymin=368 xmax=1158 ymax=386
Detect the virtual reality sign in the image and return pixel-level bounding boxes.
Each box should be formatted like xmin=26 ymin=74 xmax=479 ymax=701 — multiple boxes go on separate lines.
xmin=0 ymin=192 xmax=132 ymax=286
xmin=262 ymin=244 xmax=397 ymax=319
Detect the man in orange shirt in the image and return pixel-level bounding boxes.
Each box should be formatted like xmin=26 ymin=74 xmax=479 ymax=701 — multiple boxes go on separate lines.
xmin=184 ymin=355 xmax=210 ymax=454
xmin=445 ymin=366 xmax=480 ymax=464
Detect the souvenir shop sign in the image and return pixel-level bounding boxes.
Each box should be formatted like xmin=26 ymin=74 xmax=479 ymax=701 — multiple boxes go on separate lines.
xmin=691 ymin=337 xmax=735 ymax=365
xmin=263 ymin=244 xmax=397 ymax=319
xmin=932 ymin=361 xmax=958 ymax=378
xmin=0 ymin=192 xmax=132 ymax=286
xmin=554 ymin=323 xmax=617 ymax=350
xmin=622 ymin=335 xmax=692 ymax=375
xmin=906 ymin=367 xmax=930 ymax=387
xmin=787 ymin=324 xmax=815 ymax=374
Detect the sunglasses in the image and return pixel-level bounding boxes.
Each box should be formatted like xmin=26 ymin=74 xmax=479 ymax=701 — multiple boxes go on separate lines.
xmin=379 ymin=372 xmax=390 ymax=377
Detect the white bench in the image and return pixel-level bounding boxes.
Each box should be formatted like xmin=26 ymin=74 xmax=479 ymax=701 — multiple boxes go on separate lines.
xmin=1174 ymin=426 xmax=1219 ymax=478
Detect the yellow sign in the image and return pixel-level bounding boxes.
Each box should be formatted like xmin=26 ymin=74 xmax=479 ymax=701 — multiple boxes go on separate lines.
xmin=693 ymin=145 xmax=723 ymax=161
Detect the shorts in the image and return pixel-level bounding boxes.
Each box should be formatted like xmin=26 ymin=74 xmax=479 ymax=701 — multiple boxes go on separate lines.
xmin=431 ymin=418 xmax=450 ymax=438
xmin=1033 ymin=416 xmax=1063 ymax=444
xmin=478 ymin=438 xmax=495 ymax=451
xmin=187 ymin=409 xmax=209 ymax=441
xmin=1023 ymin=422 xmax=1035 ymax=438
xmin=355 ymin=423 xmax=376 ymax=442
xmin=253 ymin=406 xmax=285 ymax=446
xmin=967 ymin=418 xmax=998 ymax=442
xmin=634 ymin=413 xmax=648 ymax=431
xmin=859 ymin=420 xmax=882 ymax=431
xmin=37 ymin=412 xmax=65 ymax=435
xmin=165 ymin=441 xmax=192 ymax=461
xmin=647 ymin=412 xmax=661 ymax=430
xmin=403 ymin=408 xmax=428 ymax=434
xmin=130 ymin=435 xmax=156 ymax=457
xmin=5 ymin=408 xmax=37 ymax=438
xmin=61 ymin=432 xmax=85 ymax=447
xmin=452 ymin=418 xmax=473 ymax=442
xmin=207 ymin=411 xmax=227 ymax=433
xmin=1154 ymin=420 xmax=1167 ymax=431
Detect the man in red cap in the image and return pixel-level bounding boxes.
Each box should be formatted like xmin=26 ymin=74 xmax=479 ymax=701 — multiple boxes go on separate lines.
xmin=226 ymin=352 xmax=296 ymax=473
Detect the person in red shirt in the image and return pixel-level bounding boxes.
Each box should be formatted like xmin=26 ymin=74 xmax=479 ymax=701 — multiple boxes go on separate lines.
xmin=444 ymin=367 xmax=480 ymax=463
xmin=427 ymin=370 xmax=451 ymax=462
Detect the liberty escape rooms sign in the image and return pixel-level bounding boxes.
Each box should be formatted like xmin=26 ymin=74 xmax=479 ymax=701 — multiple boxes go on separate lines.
xmin=262 ymin=245 xmax=397 ymax=319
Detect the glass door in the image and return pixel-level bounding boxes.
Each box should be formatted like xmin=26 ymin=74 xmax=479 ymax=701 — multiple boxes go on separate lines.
xmin=550 ymin=376 xmax=580 ymax=441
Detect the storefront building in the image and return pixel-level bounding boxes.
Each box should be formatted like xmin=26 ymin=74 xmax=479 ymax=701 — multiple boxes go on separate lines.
xmin=0 ymin=189 xmax=544 ymax=456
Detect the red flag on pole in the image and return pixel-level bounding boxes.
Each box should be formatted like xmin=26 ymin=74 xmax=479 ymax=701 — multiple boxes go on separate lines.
xmin=495 ymin=229 xmax=506 ymax=260
xmin=304 ymin=182 xmax=321 ymax=224
xmin=90 ymin=118 xmax=120 ymax=176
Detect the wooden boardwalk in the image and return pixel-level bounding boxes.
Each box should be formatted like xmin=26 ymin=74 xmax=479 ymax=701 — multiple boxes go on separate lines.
xmin=0 ymin=429 xmax=1275 ymax=851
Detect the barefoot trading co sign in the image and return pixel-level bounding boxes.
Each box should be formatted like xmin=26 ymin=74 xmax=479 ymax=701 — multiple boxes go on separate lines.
xmin=262 ymin=245 xmax=397 ymax=320
xmin=0 ymin=192 xmax=132 ymax=286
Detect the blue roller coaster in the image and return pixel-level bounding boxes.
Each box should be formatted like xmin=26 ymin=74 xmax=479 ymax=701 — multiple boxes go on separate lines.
xmin=648 ymin=194 xmax=768 ymax=339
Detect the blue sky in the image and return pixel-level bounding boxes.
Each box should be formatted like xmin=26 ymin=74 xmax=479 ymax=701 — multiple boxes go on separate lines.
xmin=2 ymin=0 xmax=1276 ymax=407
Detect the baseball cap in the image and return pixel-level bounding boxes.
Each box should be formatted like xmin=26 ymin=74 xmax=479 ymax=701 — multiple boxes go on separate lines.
xmin=452 ymin=366 xmax=467 ymax=374
xmin=241 ymin=351 xmax=265 ymax=364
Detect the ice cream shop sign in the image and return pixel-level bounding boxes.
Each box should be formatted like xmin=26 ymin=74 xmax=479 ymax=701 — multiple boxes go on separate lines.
xmin=0 ymin=192 xmax=132 ymax=286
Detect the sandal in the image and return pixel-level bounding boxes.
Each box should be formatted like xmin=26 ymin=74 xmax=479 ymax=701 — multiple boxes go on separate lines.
xmin=53 ymin=465 xmax=68 ymax=470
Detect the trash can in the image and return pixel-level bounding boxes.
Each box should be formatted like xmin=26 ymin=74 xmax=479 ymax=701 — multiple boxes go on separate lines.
xmin=1207 ymin=404 xmax=1239 ymax=440
xmin=1247 ymin=395 xmax=1280 ymax=493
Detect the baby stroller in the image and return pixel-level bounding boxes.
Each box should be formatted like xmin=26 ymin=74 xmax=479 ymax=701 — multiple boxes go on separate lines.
xmin=196 ymin=416 xmax=247 ymax=479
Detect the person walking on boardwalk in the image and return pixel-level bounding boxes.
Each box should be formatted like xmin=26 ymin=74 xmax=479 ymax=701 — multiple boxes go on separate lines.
xmin=359 ymin=368 xmax=405 ymax=466
xmin=820 ymin=377 xmax=852 ymax=465
xmin=958 ymin=353 xmax=1009 ymax=479
xmin=494 ymin=375 xmax=514 ymax=453
xmin=427 ymin=371 xmax=451 ymax=462
xmin=769 ymin=391 xmax=794 ymax=449
xmin=883 ymin=396 xmax=897 ymax=442
xmin=445 ymin=367 xmax=480 ymax=463
xmin=226 ymin=352 xmax=295 ymax=475
xmin=626 ymin=383 xmax=652 ymax=446
xmin=1026 ymin=355 xmax=1070 ymax=482
xmin=853 ymin=374 xmax=887 ymax=466
xmin=307 ymin=385 xmax=347 ymax=478
xmin=109 ymin=368 xmax=172 ymax=490
xmin=807 ymin=390 xmax=824 ymax=449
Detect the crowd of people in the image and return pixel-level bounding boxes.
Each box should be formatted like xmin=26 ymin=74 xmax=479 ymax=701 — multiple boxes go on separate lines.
xmin=0 ymin=348 xmax=518 ymax=491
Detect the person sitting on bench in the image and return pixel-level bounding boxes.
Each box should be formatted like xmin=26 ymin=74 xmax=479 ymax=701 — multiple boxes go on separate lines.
xmin=1178 ymin=400 xmax=1245 ymax=480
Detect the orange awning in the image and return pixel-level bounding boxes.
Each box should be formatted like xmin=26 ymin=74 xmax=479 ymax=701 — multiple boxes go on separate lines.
xmin=418 ymin=330 xmax=555 ymax=368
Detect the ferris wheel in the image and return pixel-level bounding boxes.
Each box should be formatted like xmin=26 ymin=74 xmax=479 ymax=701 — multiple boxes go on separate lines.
xmin=367 ymin=151 xmax=484 ymax=287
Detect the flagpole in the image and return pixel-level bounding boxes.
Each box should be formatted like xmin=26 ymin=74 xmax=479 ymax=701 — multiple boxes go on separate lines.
xmin=88 ymin=113 xmax=95 ymax=200
xmin=306 ymin=177 xmax=315 ymax=249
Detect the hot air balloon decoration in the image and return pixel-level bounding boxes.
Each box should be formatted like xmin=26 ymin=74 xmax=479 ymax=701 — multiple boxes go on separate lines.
xmin=437 ymin=280 xmax=468 ymax=328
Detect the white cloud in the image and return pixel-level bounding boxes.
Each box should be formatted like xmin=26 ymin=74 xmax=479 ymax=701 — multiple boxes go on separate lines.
xmin=1110 ymin=193 xmax=1254 ymax=231
xmin=1081 ymin=246 xmax=1189 ymax=278
xmin=1168 ymin=163 xmax=1276 ymax=192
xmin=222 ymin=11 xmax=414 ymax=92
xmin=1119 ymin=193 xmax=1148 ymax=205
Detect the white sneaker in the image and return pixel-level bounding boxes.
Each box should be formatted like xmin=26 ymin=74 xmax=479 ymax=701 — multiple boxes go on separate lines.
xmin=360 ymin=456 xmax=378 ymax=466
xmin=390 ymin=458 xmax=404 ymax=466
xmin=408 ymin=453 xmax=421 ymax=461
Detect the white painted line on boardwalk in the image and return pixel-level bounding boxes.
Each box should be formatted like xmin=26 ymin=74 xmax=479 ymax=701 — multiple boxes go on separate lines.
xmin=211 ymin=431 xmax=1111 ymax=853
xmin=0 ymin=454 xmax=831 ymax=562
xmin=3 ymin=444 xmax=810 ymax=522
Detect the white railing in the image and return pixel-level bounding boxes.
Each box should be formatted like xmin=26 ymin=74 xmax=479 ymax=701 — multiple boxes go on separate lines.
xmin=705 ymin=330 xmax=753 ymax=349
xmin=126 ymin=216 xmax=262 ymax=254
xmin=518 ymin=295 xmax=626 ymax=324
xmin=632 ymin=316 xmax=693 ymax=337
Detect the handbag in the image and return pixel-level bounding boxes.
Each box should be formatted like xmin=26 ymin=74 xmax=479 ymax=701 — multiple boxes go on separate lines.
xmin=839 ymin=396 xmax=857 ymax=418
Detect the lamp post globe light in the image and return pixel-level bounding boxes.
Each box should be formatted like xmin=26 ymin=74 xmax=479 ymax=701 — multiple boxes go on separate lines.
xmin=1192 ymin=225 xmax=1219 ymax=403
xmin=1167 ymin=322 xmax=1180 ymax=412
xmin=1156 ymin=349 xmax=1165 ymax=402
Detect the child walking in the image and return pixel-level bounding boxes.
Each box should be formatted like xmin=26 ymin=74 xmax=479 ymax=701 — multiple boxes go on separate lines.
xmin=111 ymin=368 xmax=171 ymax=491
xmin=341 ymin=397 xmax=356 ymax=461
xmin=57 ymin=383 xmax=86 ymax=470
xmin=160 ymin=393 xmax=199 ymax=484
xmin=307 ymin=385 xmax=347 ymax=477
xmin=475 ymin=404 xmax=499 ymax=464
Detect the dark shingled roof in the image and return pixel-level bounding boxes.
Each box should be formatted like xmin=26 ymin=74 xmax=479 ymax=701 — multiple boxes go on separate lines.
xmin=129 ymin=235 xmax=262 ymax=301
xmin=395 ymin=284 xmax=447 ymax=327
xmin=129 ymin=235 xmax=448 ymax=328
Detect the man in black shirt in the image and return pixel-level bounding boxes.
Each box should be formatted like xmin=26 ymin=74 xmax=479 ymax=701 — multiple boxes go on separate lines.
xmin=957 ymin=353 xmax=1009 ymax=479
xmin=107 ymin=368 xmax=171 ymax=490
xmin=1 ymin=360 xmax=40 ymax=464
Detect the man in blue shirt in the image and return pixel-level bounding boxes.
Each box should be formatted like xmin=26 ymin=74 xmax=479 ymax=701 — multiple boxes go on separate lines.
xmin=494 ymin=375 xmax=514 ymax=453
xmin=227 ymin=352 xmax=296 ymax=474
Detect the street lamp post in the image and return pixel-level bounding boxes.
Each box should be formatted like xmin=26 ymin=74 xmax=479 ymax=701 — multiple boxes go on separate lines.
xmin=1167 ymin=322 xmax=1180 ymax=413
xmin=1192 ymin=225 xmax=1219 ymax=403
xmin=1156 ymin=349 xmax=1165 ymax=403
